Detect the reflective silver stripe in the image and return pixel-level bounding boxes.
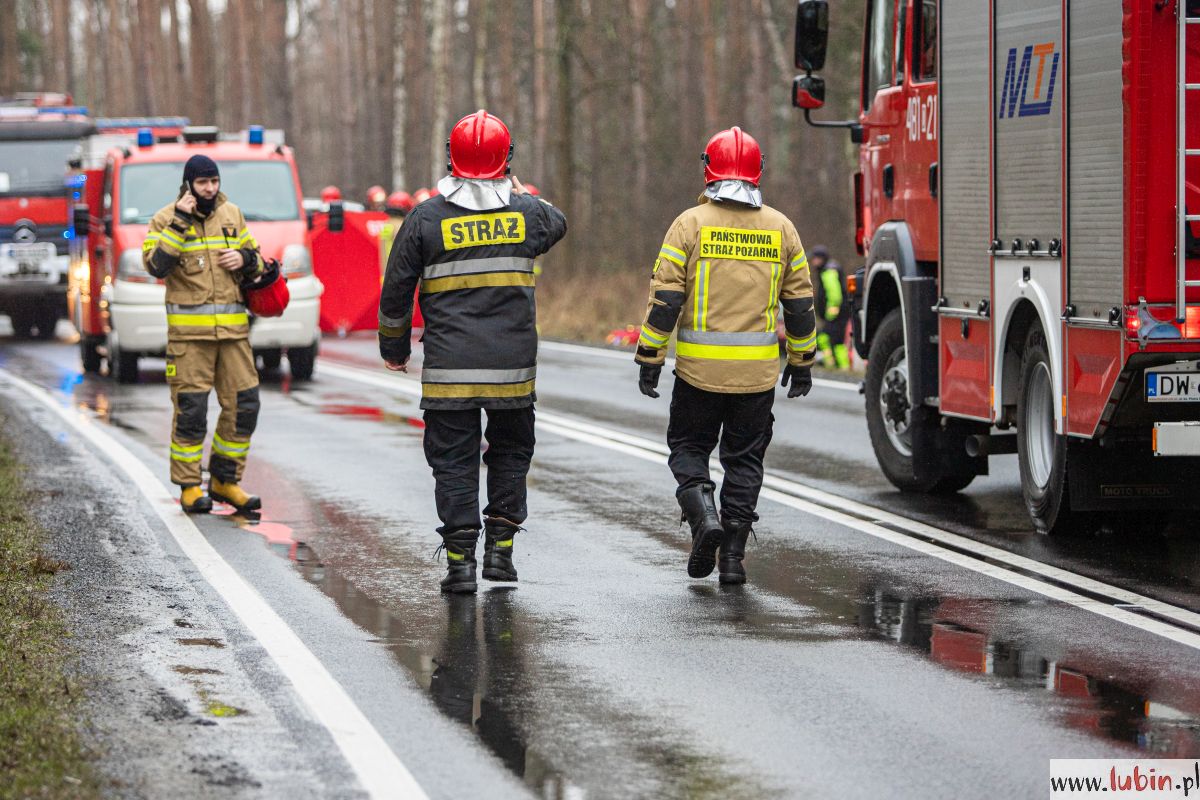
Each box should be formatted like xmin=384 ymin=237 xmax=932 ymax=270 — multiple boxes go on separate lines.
xmin=166 ymin=302 xmax=247 ymax=315
xmin=378 ymin=311 xmax=410 ymax=327
xmin=422 ymin=257 xmax=535 ymax=280
xmin=421 ymin=366 xmax=537 ymax=384
xmin=677 ymin=330 xmax=779 ymax=346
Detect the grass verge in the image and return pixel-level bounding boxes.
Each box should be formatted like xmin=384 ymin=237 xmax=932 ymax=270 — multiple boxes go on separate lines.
xmin=0 ymin=425 xmax=96 ymax=799
xmin=537 ymin=267 xmax=647 ymax=343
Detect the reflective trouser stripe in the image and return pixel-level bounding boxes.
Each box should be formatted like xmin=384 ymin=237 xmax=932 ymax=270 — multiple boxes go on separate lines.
xmin=170 ymin=442 xmax=204 ymax=462
xmin=421 ymin=367 xmax=536 ymax=384
xmin=422 ymin=256 xmax=535 ymax=280
xmin=675 ymin=342 xmax=779 ymax=361
xmin=422 ymin=379 xmax=536 ymax=399
xmin=212 ymin=434 xmax=249 ymax=458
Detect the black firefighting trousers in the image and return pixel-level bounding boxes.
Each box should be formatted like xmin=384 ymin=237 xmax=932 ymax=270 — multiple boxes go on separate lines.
xmin=666 ymin=377 xmax=775 ymax=526
xmin=422 ymin=406 xmax=536 ymax=534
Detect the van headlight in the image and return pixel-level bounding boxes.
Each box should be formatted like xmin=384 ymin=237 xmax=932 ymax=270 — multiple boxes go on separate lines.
xmin=281 ymin=244 xmax=312 ymax=278
xmin=117 ymin=249 xmax=153 ymax=283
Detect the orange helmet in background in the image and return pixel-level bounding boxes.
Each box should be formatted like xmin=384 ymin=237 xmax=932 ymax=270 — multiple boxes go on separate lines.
xmin=386 ymin=190 xmax=414 ymax=215
xmin=447 ymin=110 xmax=512 ymax=180
xmin=320 ymin=185 xmax=342 ymax=203
xmin=702 ymin=127 xmax=764 ymax=186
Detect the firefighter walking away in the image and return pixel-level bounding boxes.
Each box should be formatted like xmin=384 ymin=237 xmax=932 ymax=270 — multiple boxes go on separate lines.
xmin=634 ymin=127 xmax=816 ymax=585
xmin=142 ymin=155 xmax=267 ymax=516
xmin=378 ymin=110 xmax=567 ymax=593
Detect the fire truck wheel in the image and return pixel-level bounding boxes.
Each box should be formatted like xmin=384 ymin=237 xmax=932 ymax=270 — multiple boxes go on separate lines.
xmin=865 ymin=309 xmax=970 ymax=493
xmin=1016 ymin=326 xmax=1081 ymax=535
xmin=107 ymin=335 xmax=140 ymax=385
xmin=287 ymin=342 xmax=317 ymax=381
xmin=7 ymin=309 xmax=36 ymax=340
xmin=32 ymin=305 xmax=60 ymax=340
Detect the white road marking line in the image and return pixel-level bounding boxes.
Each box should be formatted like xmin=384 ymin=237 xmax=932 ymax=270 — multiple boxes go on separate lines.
xmin=318 ymin=361 xmax=1200 ymax=652
xmin=537 ymin=339 xmax=860 ymax=392
xmin=0 ymin=370 xmax=429 ymax=800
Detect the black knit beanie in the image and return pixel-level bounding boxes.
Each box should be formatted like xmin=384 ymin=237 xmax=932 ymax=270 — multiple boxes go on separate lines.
xmin=182 ymin=155 xmax=220 ymax=214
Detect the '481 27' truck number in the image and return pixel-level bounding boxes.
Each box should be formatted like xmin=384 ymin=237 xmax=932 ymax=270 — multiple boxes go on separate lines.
xmin=906 ymin=95 xmax=937 ymax=143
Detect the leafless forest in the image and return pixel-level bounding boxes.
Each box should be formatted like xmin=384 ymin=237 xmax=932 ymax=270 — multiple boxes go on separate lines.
xmin=1 ymin=0 xmax=863 ymax=288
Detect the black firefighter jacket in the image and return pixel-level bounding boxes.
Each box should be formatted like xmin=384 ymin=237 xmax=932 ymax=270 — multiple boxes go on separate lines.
xmin=378 ymin=192 xmax=568 ymax=410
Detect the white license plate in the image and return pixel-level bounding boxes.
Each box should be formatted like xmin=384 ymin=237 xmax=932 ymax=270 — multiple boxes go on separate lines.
xmin=1146 ymin=368 xmax=1200 ymax=402
xmin=2 ymin=243 xmax=55 ymax=261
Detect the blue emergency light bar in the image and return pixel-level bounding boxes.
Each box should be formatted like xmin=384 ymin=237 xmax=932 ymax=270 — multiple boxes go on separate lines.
xmin=38 ymin=105 xmax=88 ymax=115
xmin=93 ymin=116 xmax=190 ymax=130
xmin=248 ymin=125 xmax=264 ymax=145
xmin=137 ymin=128 xmax=153 ymax=147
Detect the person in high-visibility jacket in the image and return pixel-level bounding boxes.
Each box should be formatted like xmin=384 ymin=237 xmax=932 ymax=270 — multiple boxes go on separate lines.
xmin=811 ymin=245 xmax=850 ymax=369
xmin=634 ymin=127 xmax=816 ymax=585
xmin=378 ymin=110 xmax=567 ymax=594
xmin=142 ymin=155 xmax=266 ymax=516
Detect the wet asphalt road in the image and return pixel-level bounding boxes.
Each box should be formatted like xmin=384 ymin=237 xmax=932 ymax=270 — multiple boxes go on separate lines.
xmin=2 ymin=327 xmax=1200 ymax=798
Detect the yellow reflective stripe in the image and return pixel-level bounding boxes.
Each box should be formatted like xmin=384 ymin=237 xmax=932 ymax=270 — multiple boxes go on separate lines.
xmin=676 ymin=342 xmax=780 ymax=361
xmin=698 ymin=262 xmax=711 ymax=331
xmin=658 ymin=245 xmax=685 ymax=266
xmin=788 ymin=332 xmax=817 ymax=351
xmin=765 ymin=262 xmax=782 ymax=331
xmin=160 ymin=229 xmax=186 ymax=247
xmin=495 ymin=539 xmax=513 ymax=548
xmin=212 ymin=434 xmax=249 ymax=457
xmin=790 ymin=252 xmax=808 ymax=272
xmin=170 ymin=442 xmax=204 ymax=462
xmin=422 ymin=379 xmax=536 ymax=399
xmin=639 ymin=325 xmax=669 ymax=347
xmin=446 ymin=550 xmax=465 ymax=562
xmin=422 ymin=272 xmax=535 ymax=294
xmin=379 ymin=324 xmax=408 ymax=338
xmin=167 ymin=313 xmax=250 ymax=327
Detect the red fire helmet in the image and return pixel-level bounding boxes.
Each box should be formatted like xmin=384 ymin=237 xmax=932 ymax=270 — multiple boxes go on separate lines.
xmin=245 ymin=260 xmax=290 ymax=318
xmin=386 ymin=190 xmax=414 ymax=214
xmin=320 ymin=185 xmax=342 ymax=203
xmin=366 ymin=184 xmax=386 ymax=205
xmin=448 ymin=110 xmax=512 ymax=180
xmin=702 ymin=126 xmax=764 ymax=186
xmin=524 ymin=182 xmax=540 ymax=197
xmin=412 ymin=187 xmax=431 ymax=204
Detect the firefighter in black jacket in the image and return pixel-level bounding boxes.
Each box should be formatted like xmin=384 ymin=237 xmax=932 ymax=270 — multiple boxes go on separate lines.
xmin=378 ymin=110 xmax=568 ymax=593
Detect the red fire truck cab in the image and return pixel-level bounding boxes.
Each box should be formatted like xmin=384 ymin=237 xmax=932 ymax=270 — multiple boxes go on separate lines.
xmin=794 ymin=0 xmax=1200 ymax=534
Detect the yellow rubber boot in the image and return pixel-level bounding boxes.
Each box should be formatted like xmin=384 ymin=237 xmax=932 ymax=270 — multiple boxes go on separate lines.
xmin=209 ymin=478 xmax=261 ymax=514
xmin=181 ymin=485 xmax=212 ymax=514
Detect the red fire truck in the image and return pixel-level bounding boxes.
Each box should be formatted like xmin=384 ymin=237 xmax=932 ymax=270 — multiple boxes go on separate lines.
xmin=0 ymin=94 xmax=93 ymax=338
xmin=792 ymin=1 xmax=1200 ymax=534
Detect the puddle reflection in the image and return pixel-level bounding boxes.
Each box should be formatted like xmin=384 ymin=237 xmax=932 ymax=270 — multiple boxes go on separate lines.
xmin=858 ymin=589 xmax=1200 ymax=755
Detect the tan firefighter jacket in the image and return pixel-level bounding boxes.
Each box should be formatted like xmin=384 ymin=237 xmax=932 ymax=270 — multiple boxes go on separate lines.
xmin=142 ymin=193 xmax=264 ymax=341
xmin=635 ymin=196 xmax=817 ymax=393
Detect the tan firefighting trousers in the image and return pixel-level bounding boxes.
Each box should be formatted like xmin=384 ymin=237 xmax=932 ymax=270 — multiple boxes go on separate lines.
xmin=166 ymin=338 xmax=260 ymax=486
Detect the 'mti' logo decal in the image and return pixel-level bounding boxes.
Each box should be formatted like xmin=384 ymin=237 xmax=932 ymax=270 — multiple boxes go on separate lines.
xmin=999 ymin=42 xmax=1059 ymax=118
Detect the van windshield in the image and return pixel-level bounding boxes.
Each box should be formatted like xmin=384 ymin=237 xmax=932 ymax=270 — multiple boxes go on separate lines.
xmin=119 ymin=160 xmax=299 ymax=224
xmin=0 ymin=139 xmax=77 ymax=194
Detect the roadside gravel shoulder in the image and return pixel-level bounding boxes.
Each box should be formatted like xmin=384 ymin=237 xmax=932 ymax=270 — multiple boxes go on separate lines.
xmin=0 ymin=388 xmax=361 ymax=799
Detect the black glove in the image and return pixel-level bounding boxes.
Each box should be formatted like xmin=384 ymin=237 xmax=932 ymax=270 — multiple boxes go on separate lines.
xmin=781 ymin=364 xmax=812 ymax=398
xmin=638 ymin=364 xmax=662 ymax=398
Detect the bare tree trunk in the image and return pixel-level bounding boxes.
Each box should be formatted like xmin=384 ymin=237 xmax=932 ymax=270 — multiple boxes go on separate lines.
xmin=403 ymin=0 xmax=426 ymax=190
xmin=0 ymin=1 xmax=19 ymax=95
xmin=390 ymin=0 xmax=407 ymax=190
xmin=262 ymin=0 xmax=291 ymax=130
xmin=471 ymin=0 xmax=488 ymax=110
xmin=167 ymin=0 xmax=186 ymax=112
xmin=496 ymin=0 xmax=515 ymax=127
xmin=554 ymin=0 xmax=573 ymax=262
xmin=628 ymin=0 xmax=649 ymax=221
xmin=532 ymin=0 xmax=548 ymax=184
xmin=50 ymin=0 xmax=72 ymax=93
xmin=698 ymin=0 xmax=717 ymax=134
xmin=188 ymin=0 xmax=218 ymax=123
xmin=429 ymin=0 xmax=450 ymax=187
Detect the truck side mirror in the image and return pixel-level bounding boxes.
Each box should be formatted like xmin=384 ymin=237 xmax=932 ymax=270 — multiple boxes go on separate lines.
xmin=794 ymin=0 xmax=829 ymax=72
xmin=328 ymin=201 xmax=345 ymax=233
xmin=103 ymin=215 xmax=113 ymax=238
xmin=792 ymin=75 xmax=826 ymax=110
xmin=73 ymin=204 xmax=91 ymax=237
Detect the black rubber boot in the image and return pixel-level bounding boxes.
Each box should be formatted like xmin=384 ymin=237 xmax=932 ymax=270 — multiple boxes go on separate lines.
xmin=718 ymin=519 xmax=752 ymax=585
xmin=482 ymin=517 xmax=519 ymax=582
xmin=679 ymin=483 xmax=723 ymax=578
xmin=439 ymin=528 xmax=479 ymax=594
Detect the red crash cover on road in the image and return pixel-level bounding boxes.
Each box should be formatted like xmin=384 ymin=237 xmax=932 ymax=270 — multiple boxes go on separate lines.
xmin=310 ymin=210 xmax=422 ymax=334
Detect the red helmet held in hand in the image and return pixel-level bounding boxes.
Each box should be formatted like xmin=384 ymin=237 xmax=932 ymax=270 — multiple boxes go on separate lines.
xmin=386 ymin=190 xmax=414 ymax=215
xmin=702 ymin=126 xmax=764 ymax=186
xmin=320 ymin=185 xmax=342 ymax=203
xmin=245 ymin=259 xmax=290 ymax=318
xmin=447 ymin=110 xmax=512 ymax=180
